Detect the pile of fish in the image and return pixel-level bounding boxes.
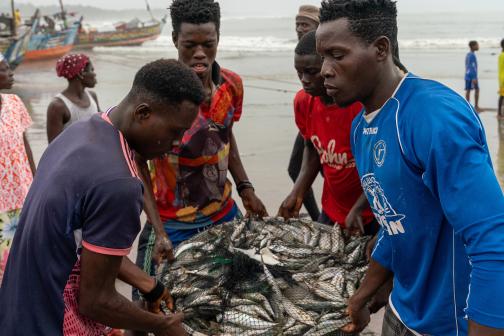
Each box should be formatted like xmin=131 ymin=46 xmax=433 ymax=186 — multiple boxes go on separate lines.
xmin=161 ymin=217 xmax=371 ymax=336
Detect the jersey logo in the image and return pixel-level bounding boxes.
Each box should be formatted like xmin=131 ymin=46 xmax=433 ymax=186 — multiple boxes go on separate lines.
xmin=311 ymin=136 xmax=355 ymax=170
xmin=362 ymin=174 xmax=406 ymax=236
xmin=373 ymin=140 xmax=387 ymax=167
xmin=363 ymin=127 xmax=378 ymax=135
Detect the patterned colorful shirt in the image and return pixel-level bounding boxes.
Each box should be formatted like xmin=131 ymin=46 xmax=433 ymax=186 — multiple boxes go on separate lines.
xmin=149 ymin=63 xmax=243 ymax=226
xmin=0 ymin=94 xmax=33 ymax=213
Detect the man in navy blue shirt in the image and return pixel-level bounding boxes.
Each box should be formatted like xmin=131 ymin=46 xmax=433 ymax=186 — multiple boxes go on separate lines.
xmin=317 ymin=1 xmax=504 ymax=335
xmin=0 ymin=59 xmax=203 ymax=335
xmin=465 ymin=40 xmax=481 ymax=111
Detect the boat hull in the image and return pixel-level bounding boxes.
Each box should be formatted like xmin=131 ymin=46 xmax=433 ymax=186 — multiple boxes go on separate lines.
xmin=24 ymin=44 xmax=73 ymax=61
xmin=25 ymin=19 xmax=80 ymax=62
xmin=76 ymin=21 xmax=163 ymax=49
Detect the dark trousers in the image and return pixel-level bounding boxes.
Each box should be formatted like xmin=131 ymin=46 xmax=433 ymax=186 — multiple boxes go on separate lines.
xmin=288 ymin=132 xmax=320 ymax=220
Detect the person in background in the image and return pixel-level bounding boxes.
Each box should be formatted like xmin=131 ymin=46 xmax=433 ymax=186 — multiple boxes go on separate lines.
xmin=295 ymin=5 xmax=320 ymax=40
xmin=465 ymin=40 xmax=481 ymax=111
xmin=0 ymin=59 xmax=203 ymax=336
xmin=47 ymin=53 xmax=99 ymax=143
xmin=14 ymin=8 xmax=21 ymax=27
xmin=287 ymin=4 xmax=321 ymax=221
xmin=316 ymin=0 xmax=504 ymax=334
xmin=0 ymin=52 xmax=36 ymax=286
xmin=499 ymin=38 xmax=504 ymax=117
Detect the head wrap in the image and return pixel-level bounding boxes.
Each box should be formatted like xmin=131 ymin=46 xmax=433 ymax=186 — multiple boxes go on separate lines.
xmin=56 ymin=54 xmax=90 ymax=80
xmin=296 ymin=5 xmax=320 ymax=24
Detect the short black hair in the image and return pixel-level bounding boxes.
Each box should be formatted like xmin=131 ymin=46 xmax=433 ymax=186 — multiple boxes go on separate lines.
xmin=295 ymin=30 xmax=317 ymax=56
xmin=131 ymin=59 xmax=204 ymax=106
xmin=469 ymin=40 xmax=478 ymax=48
xmin=170 ymin=0 xmax=221 ymax=35
xmin=320 ymin=0 xmax=397 ymax=44
xmin=501 ymin=38 xmax=504 ymax=49
xmin=320 ymin=0 xmax=407 ymax=72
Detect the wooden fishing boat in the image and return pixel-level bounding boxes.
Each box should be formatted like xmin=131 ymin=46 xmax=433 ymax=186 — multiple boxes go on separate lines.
xmin=24 ymin=11 xmax=81 ymax=62
xmin=0 ymin=3 xmax=38 ymax=68
xmin=76 ymin=16 xmax=166 ymax=49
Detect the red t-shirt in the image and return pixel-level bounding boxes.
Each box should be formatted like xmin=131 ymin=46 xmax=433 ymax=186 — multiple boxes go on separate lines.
xmin=294 ymin=90 xmax=374 ymax=226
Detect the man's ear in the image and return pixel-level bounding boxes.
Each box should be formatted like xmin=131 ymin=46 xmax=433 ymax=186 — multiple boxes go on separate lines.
xmin=133 ymin=103 xmax=152 ymax=122
xmin=373 ymin=36 xmax=391 ymax=63
xmin=172 ymin=31 xmax=178 ymax=49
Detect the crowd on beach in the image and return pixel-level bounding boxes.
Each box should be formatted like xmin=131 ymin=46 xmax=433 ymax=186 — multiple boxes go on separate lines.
xmin=1 ymin=0 xmax=504 ymax=335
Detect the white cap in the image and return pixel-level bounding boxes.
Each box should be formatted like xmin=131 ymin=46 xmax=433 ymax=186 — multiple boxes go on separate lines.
xmin=0 ymin=52 xmax=5 ymax=62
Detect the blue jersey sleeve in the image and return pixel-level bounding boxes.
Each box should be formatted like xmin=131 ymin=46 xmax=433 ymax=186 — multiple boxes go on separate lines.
xmin=403 ymin=93 xmax=504 ymax=328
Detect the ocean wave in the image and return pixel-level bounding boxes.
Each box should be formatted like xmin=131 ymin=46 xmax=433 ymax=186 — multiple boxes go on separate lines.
xmin=93 ymin=35 xmax=503 ymax=55
xmin=399 ymin=37 xmax=501 ymax=49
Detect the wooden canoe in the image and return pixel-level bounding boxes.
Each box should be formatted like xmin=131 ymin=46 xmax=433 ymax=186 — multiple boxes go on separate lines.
xmin=76 ymin=17 xmax=165 ymax=49
xmin=24 ymin=17 xmax=81 ymax=62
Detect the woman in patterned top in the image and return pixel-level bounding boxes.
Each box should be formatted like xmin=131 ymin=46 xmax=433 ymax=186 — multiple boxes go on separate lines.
xmin=0 ymin=53 xmax=36 ymax=284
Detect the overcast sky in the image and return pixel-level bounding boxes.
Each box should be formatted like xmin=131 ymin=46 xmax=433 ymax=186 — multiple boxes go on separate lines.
xmin=16 ymin=0 xmax=504 ymax=15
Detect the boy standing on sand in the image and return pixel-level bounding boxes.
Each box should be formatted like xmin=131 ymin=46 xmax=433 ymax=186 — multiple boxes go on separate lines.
xmin=465 ymin=40 xmax=481 ymax=111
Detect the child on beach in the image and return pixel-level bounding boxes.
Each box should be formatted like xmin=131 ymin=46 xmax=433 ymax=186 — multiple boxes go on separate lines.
xmin=0 ymin=53 xmax=36 ymax=286
xmin=47 ymin=53 xmax=100 ymax=143
xmin=465 ymin=40 xmax=481 ymax=111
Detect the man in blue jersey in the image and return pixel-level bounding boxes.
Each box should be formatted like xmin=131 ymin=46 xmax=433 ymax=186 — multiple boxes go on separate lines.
xmin=465 ymin=40 xmax=481 ymax=112
xmin=316 ymin=1 xmax=504 ymax=335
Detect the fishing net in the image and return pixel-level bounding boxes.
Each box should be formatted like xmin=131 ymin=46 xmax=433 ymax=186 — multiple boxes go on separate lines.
xmin=159 ymin=217 xmax=371 ymax=336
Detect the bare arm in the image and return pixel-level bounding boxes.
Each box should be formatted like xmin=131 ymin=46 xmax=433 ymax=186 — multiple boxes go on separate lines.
xmin=79 ymin=248 xmax=186 ymax=335
xmin=46 ymin=98 xmax=69 ymax=143
xmin=228 ymin=128 xmax=268 ymax=217
xmin=469 ymin=321 xmax=504 ymax=336
xmin=135 ymin=155 xmax=174 ymax=263
xmin=278 ymin=141 xmax=320 ymax=219
xmin=345 ymin=193 xmax=369 ymax=234
xmin=118 ymin=257 xmax=156 ymax=293
xmin=23 ymin=133 xmax=36 ymax=176
xmin=342 ymin=259 xmax=393 ymax=333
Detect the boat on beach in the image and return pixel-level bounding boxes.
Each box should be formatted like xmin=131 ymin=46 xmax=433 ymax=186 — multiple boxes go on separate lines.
xmin=76 ymin=16 xmax=166 ymax=49
xmin=75 ymin=0 xmax=165 ymax=49
xmin=24 ymin=11 xmax=81 ymax=62
xmin=0 ymin=2 xmax=38 ymax=68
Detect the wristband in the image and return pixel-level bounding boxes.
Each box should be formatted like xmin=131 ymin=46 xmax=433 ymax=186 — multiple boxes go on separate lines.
xmin=237 ymin=180 xmax=254 ymax=196
xmin=142 ymin=279 xmax=165 ymax=303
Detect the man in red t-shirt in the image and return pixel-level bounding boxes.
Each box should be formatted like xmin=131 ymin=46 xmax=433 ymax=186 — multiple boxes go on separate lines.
xmin=279 ymin=31 xmax=376 ymax=234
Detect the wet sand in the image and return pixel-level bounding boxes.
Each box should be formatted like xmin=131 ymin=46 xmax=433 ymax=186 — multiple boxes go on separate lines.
xmin=7 ymin=46 xmax=503 ymax=335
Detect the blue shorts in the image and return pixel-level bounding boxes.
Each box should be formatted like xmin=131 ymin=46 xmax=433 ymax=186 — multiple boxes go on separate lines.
xmin=465 ymin=79 xmax=479 ymax=91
